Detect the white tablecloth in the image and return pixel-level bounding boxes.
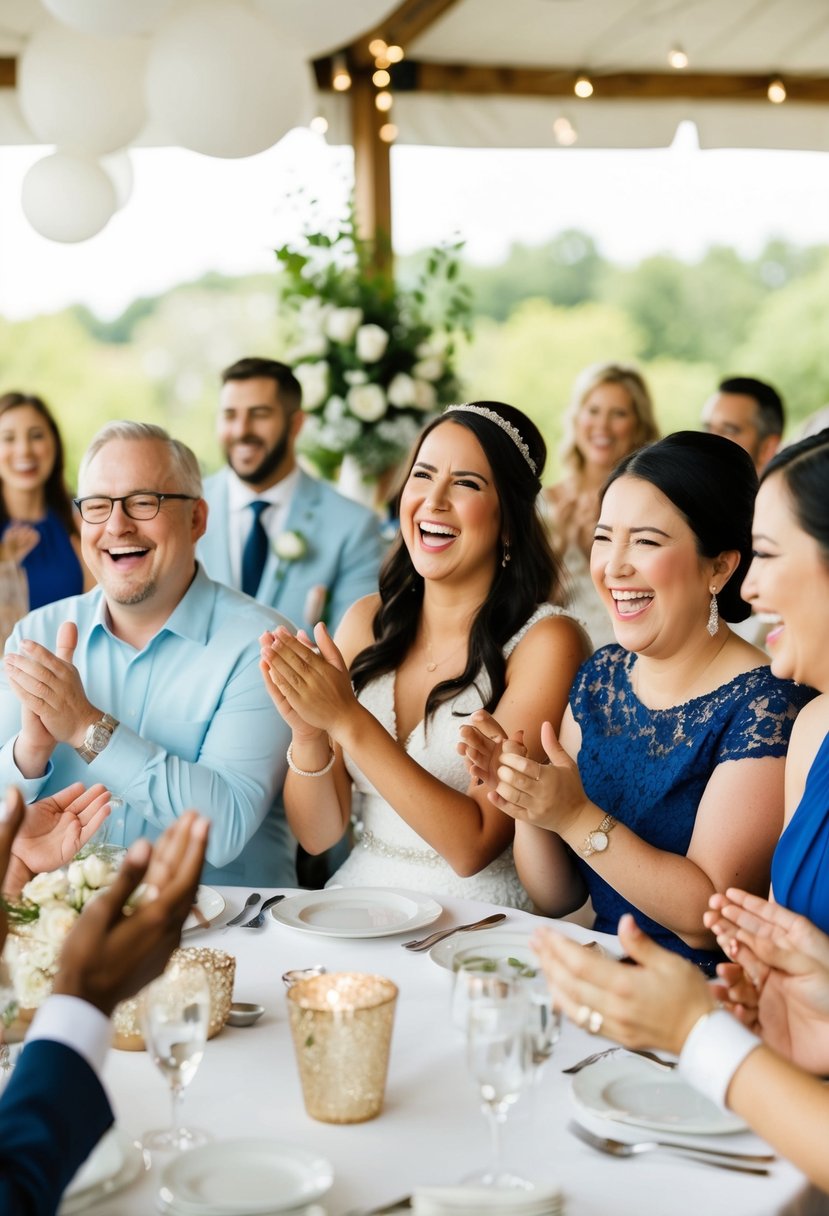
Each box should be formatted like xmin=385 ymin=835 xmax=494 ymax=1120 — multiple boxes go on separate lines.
xmin=85 ymin=890 xmax=824 ymax=1216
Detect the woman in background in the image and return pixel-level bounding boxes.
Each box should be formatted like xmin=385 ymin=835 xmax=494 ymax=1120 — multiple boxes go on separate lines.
xmin=0 ymin=391 xmax=92 ymax=612
xmin=542 ymin=362 xmax=658 ymax=649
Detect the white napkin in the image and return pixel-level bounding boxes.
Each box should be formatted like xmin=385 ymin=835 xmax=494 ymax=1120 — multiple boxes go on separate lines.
xmin=412 ymin=1182 xmax=563 ymax=1215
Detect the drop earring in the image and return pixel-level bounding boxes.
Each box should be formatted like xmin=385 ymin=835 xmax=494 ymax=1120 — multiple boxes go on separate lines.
xmin=706 ymin=587 xmax=719 ymax=637
xmin=501 ymin=541 xmax=511 ymax=569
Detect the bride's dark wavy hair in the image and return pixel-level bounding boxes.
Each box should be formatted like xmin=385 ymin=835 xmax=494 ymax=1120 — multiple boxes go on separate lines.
xmin=350 ymin=403 xmax=564 ymax=721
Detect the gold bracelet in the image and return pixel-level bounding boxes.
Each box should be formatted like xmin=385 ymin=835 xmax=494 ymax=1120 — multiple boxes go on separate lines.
xmin=286 ymin=740 xmax=335 ymax=777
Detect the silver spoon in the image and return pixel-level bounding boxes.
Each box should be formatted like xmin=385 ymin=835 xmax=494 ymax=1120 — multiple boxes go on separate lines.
xmin=403 ymin=912 xmax=507 ymax=951
xmin=221 ymin=892 xmax=261 ymax=930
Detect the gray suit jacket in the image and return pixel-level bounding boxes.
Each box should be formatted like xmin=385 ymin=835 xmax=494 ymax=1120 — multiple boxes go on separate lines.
xmin=198 ymin=468 xmax=384 ymax=632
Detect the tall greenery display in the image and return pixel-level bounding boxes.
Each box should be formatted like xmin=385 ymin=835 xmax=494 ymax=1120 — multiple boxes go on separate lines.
xmin=274 ymin=207 xmax=472 ymax=479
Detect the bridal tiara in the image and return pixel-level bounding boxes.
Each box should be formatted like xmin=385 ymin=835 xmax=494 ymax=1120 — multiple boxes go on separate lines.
xmin=444 ymin=404 xmax=538 ymax=474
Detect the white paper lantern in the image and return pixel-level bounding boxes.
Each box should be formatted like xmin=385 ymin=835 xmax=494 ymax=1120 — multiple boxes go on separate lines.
xmin=18 ymin=22 xmax=147 ymax=155
xmin=41 ymin=0 xmax=175 ymax=36
xmin=21 ymin=151 xmax=117 ymax=243
xmin=101 ymin=150 xmax=134 ymax=209
xmin=146 ymin=0 xmax=313 ymax=159
xmin=0 ymin=0 xmax=50 ymax=35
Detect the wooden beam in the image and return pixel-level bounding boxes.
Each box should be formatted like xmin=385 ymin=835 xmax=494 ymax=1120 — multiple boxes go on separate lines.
xmin=351 ymin=70 xmax=392 ymax=268
xmin=0 ymin=58 xmax=16 ymax=88
xmin=351 ymin=0 xmax=462 ymax=67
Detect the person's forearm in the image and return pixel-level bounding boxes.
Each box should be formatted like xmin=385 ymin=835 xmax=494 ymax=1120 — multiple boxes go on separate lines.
xmin=3 ymin=851 xmax=33 ymax=896
xmin=283 ymin=735 xmax=351 ymax=853
xmin=513 ymin=821 xmax=587 ymax=915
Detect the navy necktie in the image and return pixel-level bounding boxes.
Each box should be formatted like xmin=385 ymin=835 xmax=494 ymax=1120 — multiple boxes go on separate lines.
xmin=241 ymin=500 xmax=269 ymax=597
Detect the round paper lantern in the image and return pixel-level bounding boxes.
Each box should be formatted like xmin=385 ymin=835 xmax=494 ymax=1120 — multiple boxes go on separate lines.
xmin=0 ymin=0 xmax=49 ymax=35
xmin=21 ymin=151 xmax=117 ymax=243
xmin=101 ymin=150 xmax=134 ymax=209
xmin=18 ymin=22 xmax=147 ymax=155
xmin=41 ymin=0 xmax=175 ymax=36
xmin=146 ymin=0 xmax=312 ymax=159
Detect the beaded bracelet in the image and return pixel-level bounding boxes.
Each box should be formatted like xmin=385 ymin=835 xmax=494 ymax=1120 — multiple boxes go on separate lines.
xmin=286 ymin=740 xmax=336 ymax=777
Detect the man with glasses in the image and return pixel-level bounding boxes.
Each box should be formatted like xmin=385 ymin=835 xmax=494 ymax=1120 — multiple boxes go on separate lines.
xmin=0 ymin=421 xmax=296 ymax=887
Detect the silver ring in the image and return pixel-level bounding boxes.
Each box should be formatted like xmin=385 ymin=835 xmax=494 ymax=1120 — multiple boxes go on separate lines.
xmin=587 ymin=1008 xmax=604 ymax=1036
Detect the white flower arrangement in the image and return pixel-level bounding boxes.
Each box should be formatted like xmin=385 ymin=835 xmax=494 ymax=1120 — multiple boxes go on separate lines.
xmin=272 ymin=530 xmax=308 ymax=561
xmin=275 ymin=202 xmax=472 ymax=479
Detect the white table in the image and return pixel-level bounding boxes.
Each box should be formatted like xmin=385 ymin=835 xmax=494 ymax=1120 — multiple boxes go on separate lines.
xmin=88 ymin=890 xmax=825 ymax=1216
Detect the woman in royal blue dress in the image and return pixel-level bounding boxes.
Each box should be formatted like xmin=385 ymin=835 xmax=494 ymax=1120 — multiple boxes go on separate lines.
xmin=461 ymin=432 xmax=814 ymax=972
xmin=0 ymin=391 xmax=92 ymax=611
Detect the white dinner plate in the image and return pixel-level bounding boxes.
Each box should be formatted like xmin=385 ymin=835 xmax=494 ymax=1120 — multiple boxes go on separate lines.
xmin=271 ymin=887 xmax=442 ymax=938
xmin=429 ymin=929 xmax=537 ymax=974
xmin=159 ymin=1139 xmax=333 ymax=1214
xmin=571 ymin=1054 xmax=747 ymax=1135
xmin=182 ymin=886 xmax=226 ymax=933
xmin=60 ymin=1128 xmax=147 ymax=1213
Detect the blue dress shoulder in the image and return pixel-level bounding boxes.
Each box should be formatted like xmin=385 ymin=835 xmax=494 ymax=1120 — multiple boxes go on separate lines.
xmin=570 ymin=645 xmax=815 ymax=971
xmin=771 ymin=730 xmax=829 ymax=932
xmin=19 ymin=510 xmax=83 ymax=610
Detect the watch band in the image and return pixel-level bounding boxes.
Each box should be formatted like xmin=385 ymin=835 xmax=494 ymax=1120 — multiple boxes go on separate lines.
xmin=580 ymin=813 xmax=616 ymax=858
xmin=76 ymin=713 xmax=119 ymax=764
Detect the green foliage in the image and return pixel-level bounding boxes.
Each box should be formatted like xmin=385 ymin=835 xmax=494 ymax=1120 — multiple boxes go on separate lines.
xmin=457 ymin=230 xmax=606 ymax=321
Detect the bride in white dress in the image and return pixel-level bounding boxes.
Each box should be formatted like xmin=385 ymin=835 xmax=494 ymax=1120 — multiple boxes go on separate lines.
xmin=260 ymin=402 xmax=588 ymax=908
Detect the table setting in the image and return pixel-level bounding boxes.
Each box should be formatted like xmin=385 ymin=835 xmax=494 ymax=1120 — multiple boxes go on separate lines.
xmin=49 ymin=888 xmax=826 ymax=1216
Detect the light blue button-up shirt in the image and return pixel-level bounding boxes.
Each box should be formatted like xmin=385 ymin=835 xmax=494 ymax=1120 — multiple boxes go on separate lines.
xmin=0 ymin=565 xmax=297 ymax=886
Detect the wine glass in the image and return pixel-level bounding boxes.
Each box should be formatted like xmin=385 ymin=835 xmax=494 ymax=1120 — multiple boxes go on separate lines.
xmin=522 ymin=973 xmax=562 ymax=1081
xmin=462 ymin=970 xmax=532 ymax=1189
xmin=140 ymin=961 xmax=210 ymax=1152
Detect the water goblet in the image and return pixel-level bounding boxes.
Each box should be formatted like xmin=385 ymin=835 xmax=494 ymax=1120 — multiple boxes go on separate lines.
xmin=522 ymin=973 xmax=562 ymax=1080
xmin=462 ymin=970 xmax=532 ymax=1189
xmin=140 ymin=961 xmax=210 ymax=1152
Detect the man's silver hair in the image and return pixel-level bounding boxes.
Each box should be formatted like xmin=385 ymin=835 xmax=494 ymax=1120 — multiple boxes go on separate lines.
xmin=78 ymin=421 xmax=203 ymax=497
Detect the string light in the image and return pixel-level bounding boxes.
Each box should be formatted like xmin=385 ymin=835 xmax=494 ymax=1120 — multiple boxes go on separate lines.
xmin=574 ymin=74 xmax=594 ymax=98
xmin=553 ymin=115 xmax=578 ymax=146
xmin=379 ymin=122 xmax=398 ymax=143
xmin=668 ymin=45 xmax=688 ymax=69
xmin=373 ymin=68 xmax=391 ymax=87
xmin=386 ymin=45 xmax=404 ymax=63
xmin=310 ymin=115 xmax=329 ymax=135
xmin=767 ymin=77 xmax=787 ymax=103
xmin=375 ymin=90 xmax=393 ymax=112
xmin=374 ymin=53 xmax=390 ymax=69
xmin=331 ymin=53 xmax=351 ymax=92
xmin=368 ymin=38 xmax=387 ymax=57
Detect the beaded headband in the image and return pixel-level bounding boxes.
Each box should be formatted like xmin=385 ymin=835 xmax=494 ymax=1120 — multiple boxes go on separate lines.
xmin=444 ymin=404 xmax=538 ymax=475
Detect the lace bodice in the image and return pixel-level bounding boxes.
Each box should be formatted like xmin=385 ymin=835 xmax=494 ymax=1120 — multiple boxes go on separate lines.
xmin=570 ymin=645 xmax=815 ymax=969
xmin=330 ymin=605 xmax=569 ymax=908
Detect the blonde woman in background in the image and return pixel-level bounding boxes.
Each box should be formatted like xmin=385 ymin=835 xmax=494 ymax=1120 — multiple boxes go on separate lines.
xmin=542 ymin=362 xmax=659 ymax=648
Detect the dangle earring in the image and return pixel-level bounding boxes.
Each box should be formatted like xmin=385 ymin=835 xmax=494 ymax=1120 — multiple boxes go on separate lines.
xmin=501 ymin=541 xmax=511 ymax=569
xmin=706 ymin=587 xmax=719 ymax=637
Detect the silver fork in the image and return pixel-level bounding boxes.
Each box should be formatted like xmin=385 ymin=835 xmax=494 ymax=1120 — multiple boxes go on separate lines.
xmin=402 ymin=912 xmax=507 ymax=951
xmin=562 ymin=1046 xmax=677 ymax=1074
xmin=568 ymin=1121 xmax=774 ymax=1174
xmin=240 ymin=894 xmax=285 ymax=928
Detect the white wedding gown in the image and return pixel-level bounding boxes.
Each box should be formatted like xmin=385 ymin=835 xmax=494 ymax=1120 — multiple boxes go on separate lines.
xmin=329 ymin=605 xmax=568 ymax=909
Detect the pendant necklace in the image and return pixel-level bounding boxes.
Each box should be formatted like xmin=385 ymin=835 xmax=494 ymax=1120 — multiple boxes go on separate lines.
xmin=424 ymin=634 xmax=466 ymax=673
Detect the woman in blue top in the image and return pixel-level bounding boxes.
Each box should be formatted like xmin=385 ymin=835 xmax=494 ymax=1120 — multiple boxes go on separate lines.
xmin=461 ymin=432 xmax=813 ymax=971
xmin=0 ymin=392 xmax=92 ymax=610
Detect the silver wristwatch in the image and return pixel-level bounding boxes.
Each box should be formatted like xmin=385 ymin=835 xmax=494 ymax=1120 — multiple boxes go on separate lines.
xmin=76 ymin=713 xmax=119 ymax=764
xmin=581 ymin=813 xmax=616 ymax=858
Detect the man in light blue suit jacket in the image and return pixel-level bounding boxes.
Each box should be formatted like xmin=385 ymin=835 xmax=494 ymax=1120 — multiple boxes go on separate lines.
xmin=198 ymin=357 xmax=384 ymax=634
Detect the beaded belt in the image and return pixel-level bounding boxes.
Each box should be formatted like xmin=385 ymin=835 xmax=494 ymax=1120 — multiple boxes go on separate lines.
xmin=358 ymin=828 xmax=514 ymax=874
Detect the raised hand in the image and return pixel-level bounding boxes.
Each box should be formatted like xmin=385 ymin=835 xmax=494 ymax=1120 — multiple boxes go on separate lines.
xmin=260 ymin=624 xmax=355 ymax=738
xmin=457 ymin=709 xmax=524 ymax=791
xmin=490 ymin=720 xmax=588 ymax=832
xmin=0 ymin=521 xmax=40 ymax=564
xmin=6 ymin=783 xmax=111 ymax=892
xmin=5 ymin=621 xmax=100 ymax=749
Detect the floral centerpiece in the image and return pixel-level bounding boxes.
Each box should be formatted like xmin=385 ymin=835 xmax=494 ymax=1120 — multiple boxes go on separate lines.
xmin=1 ymin=849 xmax=124 ymax=1016
xmin=276 ymin=203 xmax=472 ymax=483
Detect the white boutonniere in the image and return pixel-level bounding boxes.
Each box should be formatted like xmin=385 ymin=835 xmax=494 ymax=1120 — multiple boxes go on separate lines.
xmin=273 ymin=530 xmax=308 ymax=562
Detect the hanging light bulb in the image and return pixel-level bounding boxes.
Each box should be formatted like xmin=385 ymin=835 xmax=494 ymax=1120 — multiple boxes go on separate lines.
xmin=373 ymin=68 xmax=391 ymax=87
xmin=574 ymin=73 xmax=594 ymax=98
xmin=375 ymin=90 xmax=393 ymax=112
xmin=386 ymin=45 xmax=404 ymax=63
xmin=553 ymin=115 xmax=578 ymax=146
xmin=379 ymin=122 xmax=398 ymax=143
xmin=310 ymin=115 xmax=329 ymax=135
xmin=767 ymin=77 xmax=787 ymax=104
xmin=668 ymin=45 xmax=688 ymax=69
xmin=368 ymin=38 xmax=388 ymax=58
xmin=331 ymin=54 xmax=352 ymax=92
xmin=374 ymin=53 xmax=391 ymax=69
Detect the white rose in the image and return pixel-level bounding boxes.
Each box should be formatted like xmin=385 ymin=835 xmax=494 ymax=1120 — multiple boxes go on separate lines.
xmin=416 ymin=334 xmax=449 ymax=359
xmin=66 ymin=860 xmax=86 ymax=889
xmin=412 ymin=379 xmax=438 ymax=412
xmin=413 ymin=356 xmax=444 ymax=382
xmin=325 ymin=307 xmax=363 ymax=345
xmin=299 ymin=297 xmax=334 ymax=333
xmin=38 ymin=903 xmax=80 ymax=946
xmin=347 ymin=384 xmax=387 ymax=422
xmin=294 ymin=360 xmax=329 ymax=411
xmin=12 ymin=948 xmax=57 ymax=1009
xmin=355 ymin=323 xmax=389 ymax=363
xmin=22 ymin=869 xmax=69 ymax=905
xmin=273 ymin=530 xmax=308 ymax=561
xmin=386 ymin=373 xmax=416 ymax=408
xmin=286 ymin=333 xmax=328 ymax=361
xmin=82 ymin=854 xmax=113 ymax=890
xmin=344 ymin=369 xmax=368 ymax=385
xmin=324 ymin=395 xmax=347 ymax=421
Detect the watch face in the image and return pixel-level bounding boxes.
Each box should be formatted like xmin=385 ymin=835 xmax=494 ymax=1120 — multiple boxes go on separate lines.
xmin=88 ymin=723 xmax=111 ymax=753
xmin=589 ymin=831 xmax=609 ymax=852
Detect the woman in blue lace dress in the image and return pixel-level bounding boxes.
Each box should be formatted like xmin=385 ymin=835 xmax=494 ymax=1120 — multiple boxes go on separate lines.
xmin=461 ymin=433 xmax=814 ymax=970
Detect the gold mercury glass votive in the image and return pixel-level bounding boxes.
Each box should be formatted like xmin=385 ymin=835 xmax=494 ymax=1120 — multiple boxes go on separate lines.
xmin=112 ymin=946 xmax=235 ymax=1050
xmin=287 ymin=971 xmax=398 ymax=1123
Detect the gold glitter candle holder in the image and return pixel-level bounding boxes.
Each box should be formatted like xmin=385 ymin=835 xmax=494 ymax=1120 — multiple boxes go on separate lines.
xmin=112 ymin=946 xmax=235 ymax=1050
xmin=287 ymin=971 xmax=398 ymax=1124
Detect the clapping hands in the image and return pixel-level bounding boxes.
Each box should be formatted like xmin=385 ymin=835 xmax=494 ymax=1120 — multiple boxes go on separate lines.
xmin=259 ymin=623 xmax=354 ymax=739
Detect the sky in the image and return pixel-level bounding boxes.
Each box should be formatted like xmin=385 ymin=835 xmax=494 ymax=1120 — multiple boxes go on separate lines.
xmin=2 ymin=121 xmax=829 ymax=321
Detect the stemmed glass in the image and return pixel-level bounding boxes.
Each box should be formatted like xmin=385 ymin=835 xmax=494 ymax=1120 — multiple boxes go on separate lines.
xmin=523 ymin=974 xmax=562 ymax=1081
xmin=140 ymin=961 xmax=210 ymax=1152
xmin=461 ymin=969 xmax=532 ymax=1189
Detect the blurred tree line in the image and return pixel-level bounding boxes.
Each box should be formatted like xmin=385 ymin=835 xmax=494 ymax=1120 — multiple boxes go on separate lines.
xmin=2 ymin=232 xmax=828 ymax=486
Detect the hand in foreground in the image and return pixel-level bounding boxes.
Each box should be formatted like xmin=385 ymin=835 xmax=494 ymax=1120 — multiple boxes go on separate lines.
xmin=53 ymin=811 xmax=210 ymax=1017
xmin=4 ymin=782 xmax=111 ymax=895
xmin=531 ymin=913 xmax=715 ymax=1057
xmin=489 ymin=720 xmax=588 ymax=834
xmin=707 ymin=890 xmax=829 ymax=1073
xmin=260 ymin=624 xmax=354 ymax=738
xmin=4 ymin=621 xmax=100 ymax=750
xmin=1 ymin=521 xmax=40 ymax=564
xmin=457 ymin=710 xmax=525 ymax=792
xmin=0 ymin=788 xmax=28 ymax=952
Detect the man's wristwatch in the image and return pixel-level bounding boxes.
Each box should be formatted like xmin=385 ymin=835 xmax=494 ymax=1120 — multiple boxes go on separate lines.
xmin=581 ymin=813 xmax=616 ymax=858
xmin=75 ymin=713 xmax=119 ymax=764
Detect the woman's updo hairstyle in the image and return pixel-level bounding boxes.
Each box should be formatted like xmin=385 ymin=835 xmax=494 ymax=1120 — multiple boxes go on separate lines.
xmin=602 ymin=430 xmax=758 ymax=623
xmin=761 ymin=428 xmax=829 ymax=564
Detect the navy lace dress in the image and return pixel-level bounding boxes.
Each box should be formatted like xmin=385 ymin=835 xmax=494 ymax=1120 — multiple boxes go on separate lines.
xmin=570 ymin=645 xmax=815 ymax=971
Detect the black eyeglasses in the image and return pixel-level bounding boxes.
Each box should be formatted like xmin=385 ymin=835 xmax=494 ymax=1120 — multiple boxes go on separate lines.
xmin=73 ymin=493 xmax=198 ymax=523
